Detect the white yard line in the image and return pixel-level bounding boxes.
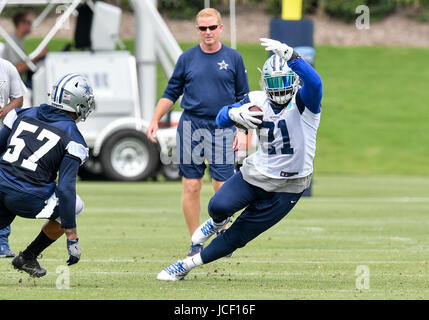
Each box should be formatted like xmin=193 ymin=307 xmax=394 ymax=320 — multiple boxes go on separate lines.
xmin=83 ymin=197 xmax=429 ymax=214
xmin=9 ymin=258 xmax=425 ymax=264
xmin=1 ymin=271 xmax=428 ymax=277
xmin=304 ymin=197 xmax=429 ymax=203
xmin=0 ymin=285 xmax=419 ymax=294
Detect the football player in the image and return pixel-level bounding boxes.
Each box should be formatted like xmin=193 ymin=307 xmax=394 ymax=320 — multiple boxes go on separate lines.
xmin=0 ymin=57 xmax=27 ymax=258
xmin=0 ymin=73 xmax=95 ymax=277
xmin=157 ymin=38 xmax=323 ymax=281
xmin=147 ymin=8 xmax=249 ymax=258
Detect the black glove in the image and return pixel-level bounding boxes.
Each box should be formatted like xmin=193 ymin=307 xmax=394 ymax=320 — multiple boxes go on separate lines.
xmin=67 ymin=238 xmax=81 ymax=266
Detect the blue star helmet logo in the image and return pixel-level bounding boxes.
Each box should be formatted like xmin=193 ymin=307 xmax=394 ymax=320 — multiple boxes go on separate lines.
xmin=83 ymin=83 xmax=92 ymax=95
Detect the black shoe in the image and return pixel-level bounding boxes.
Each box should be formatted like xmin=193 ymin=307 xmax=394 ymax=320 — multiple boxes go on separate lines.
xmin=11 ymin=252 xmax=47 ymax=278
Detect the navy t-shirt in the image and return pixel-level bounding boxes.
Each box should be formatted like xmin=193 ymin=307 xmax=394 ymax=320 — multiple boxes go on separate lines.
xmin=162 ymin=44 xmax=249 ymax=119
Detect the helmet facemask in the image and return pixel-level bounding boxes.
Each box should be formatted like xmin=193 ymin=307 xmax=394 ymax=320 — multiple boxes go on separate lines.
xmin=260 ymin=55 xmax=300 ymax=108
xmin=75 ymin=93 xmax=95 ymax=123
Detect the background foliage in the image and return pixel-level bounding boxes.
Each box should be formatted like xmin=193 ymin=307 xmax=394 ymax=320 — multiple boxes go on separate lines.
xmin=2 ymin=0 xmax=429 ymax=22
xmin=153 ymin=0 xmax=429 ymax=22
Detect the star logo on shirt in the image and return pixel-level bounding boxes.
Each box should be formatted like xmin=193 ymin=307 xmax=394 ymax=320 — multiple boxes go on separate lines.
xmin=217 ymin=60 xmax=229 ymax=70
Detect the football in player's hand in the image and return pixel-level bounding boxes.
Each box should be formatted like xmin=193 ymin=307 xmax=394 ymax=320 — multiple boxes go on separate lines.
xmin=249 ymin=105 xmax=263 ymax=121
xmin=234 ymin=105 xmax=263 ymax=130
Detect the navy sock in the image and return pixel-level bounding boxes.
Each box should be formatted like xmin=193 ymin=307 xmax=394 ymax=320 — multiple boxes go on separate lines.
xmin=22 ymin=231 xmax=55 ymax=259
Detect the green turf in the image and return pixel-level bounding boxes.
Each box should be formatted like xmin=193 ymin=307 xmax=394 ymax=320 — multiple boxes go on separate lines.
xmin=1 ymin=176 xmax=428 ymax=299
xmin=1 ymin=40 xmax=426 ymax=299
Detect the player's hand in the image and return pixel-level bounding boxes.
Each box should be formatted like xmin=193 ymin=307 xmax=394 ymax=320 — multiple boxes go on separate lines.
xmin=260 ymin=38 xmax=294 ymax=61
xmin=228 ymin=103 xmax=263 ymax=130
xmin=67 ymin=238 xmax=81 ymax=266
xmin=147 ymin=121 xmax=159 ymax=143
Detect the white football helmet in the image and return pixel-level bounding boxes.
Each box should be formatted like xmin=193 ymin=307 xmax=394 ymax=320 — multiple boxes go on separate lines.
xmin=50 ymin=73 xmax=95 ymax=122
xmin=260 ymin=54 xmax=300 ymax=106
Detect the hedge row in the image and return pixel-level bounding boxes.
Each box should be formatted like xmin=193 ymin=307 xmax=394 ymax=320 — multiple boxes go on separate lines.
xmin=155 ymin=0 xmax=429 ymax=22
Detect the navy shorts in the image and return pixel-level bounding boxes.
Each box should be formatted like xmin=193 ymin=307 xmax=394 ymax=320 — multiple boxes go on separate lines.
xmin=201 ymin=171 xmax=303 ymax=263
xmin=0 ymin=185 xmax=47 ymax=229
xmin=176 ymin=111 xmax=236 ymax=181
xmin=0 ymin=183 xmax=78 ymax=229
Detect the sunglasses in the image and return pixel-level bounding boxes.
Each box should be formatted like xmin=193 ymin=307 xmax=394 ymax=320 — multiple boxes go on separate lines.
xmin=198 ymin=24 xmax=219 ymax=31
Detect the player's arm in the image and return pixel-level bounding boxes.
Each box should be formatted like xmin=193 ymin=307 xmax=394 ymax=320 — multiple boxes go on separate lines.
xmin=147 ymin=54 xmax=186 ymax=143
xmin=216 ymin=94 xmax=262 ymax=130
xmin=260 ymin=38 xmax=322 ymax=114
xmin=57 ymin=154 xmax=82 ymax=265
xmin=57 ymin=154 xmax=80 ymax=235
xmin=147 ymin=98 xmax=174 ymax=143
xmin=288 ymin=58 xmax=322 ymax=114
xmin=15 ymin=47 xmax=48 ymax=74
xmin=0 ymin=97 xmax=23 ymax=119
xmin=0 ymin=109 xmax=19 ymax=153
xmin=0 ymin=126 xmax=11 ymax=154
xmin=1 ymin=63 xmax=26 ymax=119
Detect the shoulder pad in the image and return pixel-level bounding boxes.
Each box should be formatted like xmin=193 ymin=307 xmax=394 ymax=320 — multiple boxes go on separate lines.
xmin=3 ymin=109 xmax=18 ymax=129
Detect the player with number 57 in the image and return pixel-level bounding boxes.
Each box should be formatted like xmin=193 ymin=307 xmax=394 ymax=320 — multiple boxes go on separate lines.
xmin=0 ymin=73 xmax=95 ymax=277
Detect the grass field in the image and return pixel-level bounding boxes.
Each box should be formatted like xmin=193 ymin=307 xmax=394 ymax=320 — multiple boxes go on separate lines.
xmin=1 ymin=175 xmax=428 ymax=300
xmin=1 ymin=39 xmax=426 ymax=300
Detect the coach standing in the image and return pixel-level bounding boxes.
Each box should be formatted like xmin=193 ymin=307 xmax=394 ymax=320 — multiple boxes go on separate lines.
xmin=147 ymin=8 xmax=249 ymax=257
xmin=0 ymin=57 xmax=27 ymax=258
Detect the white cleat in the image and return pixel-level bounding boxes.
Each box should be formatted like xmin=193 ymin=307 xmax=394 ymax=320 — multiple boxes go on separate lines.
xmin=157 ymin=260 xmax=190 ymax=281
xmin=191 ymin=217 xmax=231 ymax=245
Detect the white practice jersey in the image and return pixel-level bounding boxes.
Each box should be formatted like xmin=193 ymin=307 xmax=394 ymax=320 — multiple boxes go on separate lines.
xmin=0 ymin=58 xmax=26 ymax=107
xmin=244 ymin=90 xmax=321 ymax=180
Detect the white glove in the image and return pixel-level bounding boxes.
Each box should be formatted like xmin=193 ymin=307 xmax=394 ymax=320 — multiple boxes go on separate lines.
xmin=260 ymin=38 xmax=294 ymax=61
xmin=228 ymin=103 xmax=263 ymax=130
xmin=67 ymin=238 xmax=81 ymax=266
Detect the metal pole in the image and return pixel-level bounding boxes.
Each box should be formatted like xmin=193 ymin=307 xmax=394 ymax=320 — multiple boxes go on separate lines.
xmin=0 ymin=0 xmax=8 ymax=15
xmin=230 ymin=0 xmax=236 ymax=49
xmin=204 ymin=0 xmax=210 ymax=8
xmin=29 ymin=0 xmax=82 ymax=60
xmin=32 ymin=2 xmax=56 ymax=29
xmin=131 ymin=0 xmax=157 ymax=121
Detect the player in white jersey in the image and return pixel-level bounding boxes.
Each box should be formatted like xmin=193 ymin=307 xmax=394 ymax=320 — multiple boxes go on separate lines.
xmin=0 ymin=57 xmax=27 ymax=258
xmin=157 ymin=38 xmax=323 ymax=281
